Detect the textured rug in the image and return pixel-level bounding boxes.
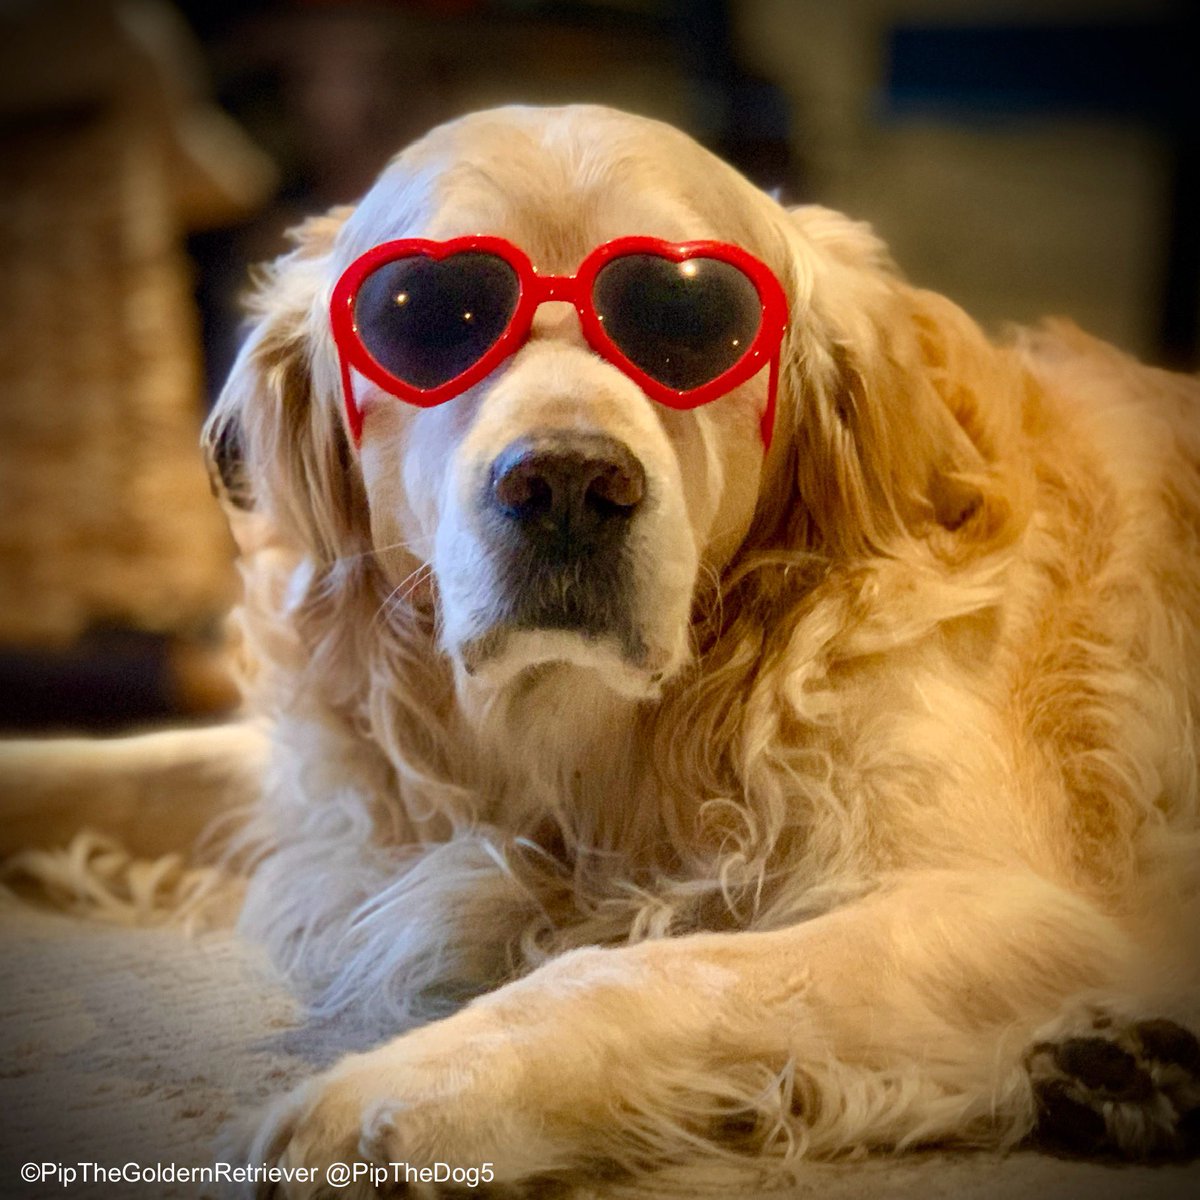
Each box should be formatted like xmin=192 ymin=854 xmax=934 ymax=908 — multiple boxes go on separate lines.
xmin=1 ymin=906 xmax=1197 ymax=1200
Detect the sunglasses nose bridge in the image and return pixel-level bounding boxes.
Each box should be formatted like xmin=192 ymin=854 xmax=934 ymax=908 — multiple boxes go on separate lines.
xmin=525 ymin=272 xmax=596 ymax=358
xmin=528 ymin=272 xmax=578 ymax=304
xmin=527 ymin=285 xmax=589 ymax=349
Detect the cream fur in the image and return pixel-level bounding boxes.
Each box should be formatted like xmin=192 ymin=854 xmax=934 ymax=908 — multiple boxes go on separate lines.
xmin=9 ymin=103 xmax=1200 ymax=1194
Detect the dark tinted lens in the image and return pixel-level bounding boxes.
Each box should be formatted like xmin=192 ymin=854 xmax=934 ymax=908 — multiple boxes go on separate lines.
xmin=592 ymin=255 xmax=762 ymax=391
xmin=353 ymin=252 xmax=519 ymax=389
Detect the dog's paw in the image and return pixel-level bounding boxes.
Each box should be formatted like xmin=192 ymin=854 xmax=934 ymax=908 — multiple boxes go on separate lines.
xmin=239 ymin=1067 xmax=407 ymax=1199
xmin=233 ymin=1029 xmax=572 ymax=1199
xmin=1027 ymin=1011 xmax=1200 ymax=1160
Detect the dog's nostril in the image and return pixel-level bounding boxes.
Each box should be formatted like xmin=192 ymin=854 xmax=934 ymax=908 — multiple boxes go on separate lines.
xmin=493 ymin=462 xmax=555 ymax=515
xmin=588 ymin=461 xmax=644 ymax=511
xmin=490 ymin=434 xmax=646 ymax=534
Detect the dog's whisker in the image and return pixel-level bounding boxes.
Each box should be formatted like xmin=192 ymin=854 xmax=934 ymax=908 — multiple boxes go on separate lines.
xmin=326 ymin=536 xmax=435 ymax=570
xmin=371 ymin=562 xmax=435 ymax=626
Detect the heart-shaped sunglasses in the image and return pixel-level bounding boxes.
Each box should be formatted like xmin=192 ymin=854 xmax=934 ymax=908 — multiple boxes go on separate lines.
xmin=330 ymin=236 xmax=789 ymax=449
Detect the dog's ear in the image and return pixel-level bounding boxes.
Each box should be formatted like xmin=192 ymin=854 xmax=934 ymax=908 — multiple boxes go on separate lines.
xmin=202 ymin=207 xmax=367 ymax=561
xmin=776 ymin=205 xmax=1032 ymax=561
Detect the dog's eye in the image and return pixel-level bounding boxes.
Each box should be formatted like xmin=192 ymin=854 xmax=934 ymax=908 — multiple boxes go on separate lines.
xmin=353 ymin=252 xmax=519 ymax=389
xmin=592 ymin=255 xmax=762 ymax=391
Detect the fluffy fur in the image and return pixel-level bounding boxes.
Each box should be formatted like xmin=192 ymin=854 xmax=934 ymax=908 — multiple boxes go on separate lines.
xmin=13 ymin=104 xmax=1200 ymax=1193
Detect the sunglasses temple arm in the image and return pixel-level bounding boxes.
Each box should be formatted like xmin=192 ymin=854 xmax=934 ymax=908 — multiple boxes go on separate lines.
xmin=760 ymin=352 xmax=779 ymax=452
xmin=339 ymin=351 xmax=364 ymax=446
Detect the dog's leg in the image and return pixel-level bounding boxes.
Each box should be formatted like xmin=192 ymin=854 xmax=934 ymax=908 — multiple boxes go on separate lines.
xmin=0 ymin=722 xmax=268 ymax=857
xmin=245 ymin=867 xmax=1189 ymax=1196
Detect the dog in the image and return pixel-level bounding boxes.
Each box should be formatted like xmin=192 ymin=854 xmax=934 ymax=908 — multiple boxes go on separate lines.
xmin=4 ymin=103 xmax=1200 ymax=1195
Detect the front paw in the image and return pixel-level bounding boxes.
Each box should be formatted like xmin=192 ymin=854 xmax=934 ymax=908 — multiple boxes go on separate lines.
xmin=239 ymin=1064 xmax=401 ymax=1198
xmin=235 ymin=1036 xmax=562 ymax=1198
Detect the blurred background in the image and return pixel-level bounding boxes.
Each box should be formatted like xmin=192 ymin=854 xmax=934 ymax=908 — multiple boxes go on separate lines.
xmin=0 ymin=0 xmax=1195 ymax=733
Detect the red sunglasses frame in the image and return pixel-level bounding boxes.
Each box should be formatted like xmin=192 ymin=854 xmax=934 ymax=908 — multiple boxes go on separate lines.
xmin=330 ymin=235 xmax=789 ymax=450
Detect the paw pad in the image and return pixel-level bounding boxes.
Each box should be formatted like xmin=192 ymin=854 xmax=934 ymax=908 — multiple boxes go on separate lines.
xmin=1028 ymin=1014 xmax=1200 ymax=1161
xmin=1053 ymin=1037 xmax=1154 ymax=1100
xmin=1133 ymin=1018 xmax=1200 ymax=1074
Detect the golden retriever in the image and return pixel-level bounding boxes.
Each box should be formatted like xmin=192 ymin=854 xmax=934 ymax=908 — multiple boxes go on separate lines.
xmin=4 ymin=104 xmax=1200 ymax=1195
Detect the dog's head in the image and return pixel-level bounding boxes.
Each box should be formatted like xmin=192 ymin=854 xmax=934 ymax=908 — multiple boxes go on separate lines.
xmin=207 ymin=105 xmax=1024 ymax=710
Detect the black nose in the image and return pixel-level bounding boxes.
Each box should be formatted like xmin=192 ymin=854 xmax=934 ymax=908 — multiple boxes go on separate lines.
xmin=489 ymin=433 xmax=646 ymax=547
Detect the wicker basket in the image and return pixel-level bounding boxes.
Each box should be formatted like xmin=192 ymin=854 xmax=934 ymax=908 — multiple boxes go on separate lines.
xmin=0 ymin=0 xmax=274 ymax=646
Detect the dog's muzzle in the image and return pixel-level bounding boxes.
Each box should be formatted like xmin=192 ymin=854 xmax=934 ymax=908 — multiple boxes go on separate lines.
xmin=475 ymin=430 xmax=647 ymax=648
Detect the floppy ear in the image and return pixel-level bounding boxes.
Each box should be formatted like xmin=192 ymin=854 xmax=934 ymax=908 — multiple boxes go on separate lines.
xmin=202 ymin=207 xmax=367 ymax=562
xmin=776 ymin=205 xmax=1032 ymax=561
